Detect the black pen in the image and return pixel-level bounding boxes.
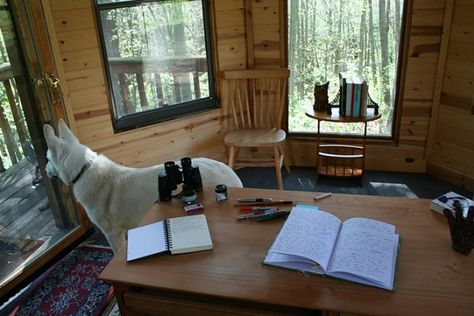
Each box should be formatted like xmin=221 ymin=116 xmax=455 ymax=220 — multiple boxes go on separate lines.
xmin=256 ymin=210 xmax=291 ymax=222
xmin=235 ymin=200 xmax=295 ymax=206
xmin=237 ymin=198 xmax=273 ymax=203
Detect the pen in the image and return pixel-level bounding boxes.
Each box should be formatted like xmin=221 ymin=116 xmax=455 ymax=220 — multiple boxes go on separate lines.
xmin=238 ymin=206 xmax=277 ymax=213
xmin=314 ymin=192 xmax=332 ymax=201
xmin=235 ymin=200 xmax=295 ymax=206
xmin=237 ymin=198 xmax=273 ymax=203
xmin=256 ymin=210 xmax=291 ymax=222
xmin=236 ymin=209 xmax=278 ymax=221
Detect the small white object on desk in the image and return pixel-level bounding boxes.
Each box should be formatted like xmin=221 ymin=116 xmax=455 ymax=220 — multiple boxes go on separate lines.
xmin=314 ymin=192 xmax=332 ymax=201
xmin=430 ymin=191 xmax=473 ymax=218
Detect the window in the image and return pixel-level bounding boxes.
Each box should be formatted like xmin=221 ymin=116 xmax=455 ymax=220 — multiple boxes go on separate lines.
xmin=287 ymin=0 xmax=406 ymax=137
xmin=95 ymin=0 xmax=216 ymax=131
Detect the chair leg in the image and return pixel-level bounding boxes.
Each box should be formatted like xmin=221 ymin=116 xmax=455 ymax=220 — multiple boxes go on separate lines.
xmin=228 ymin=146 xmax=236 ymax=169
xmin=279 ymin=145 xmax=291 ymax=174
xmin=273 ymin=146 xmax=283 ymax=190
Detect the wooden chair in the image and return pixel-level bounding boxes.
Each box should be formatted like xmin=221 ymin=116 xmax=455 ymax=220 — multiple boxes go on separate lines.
xmin=221 ymin=68 xmax=290 ymax=190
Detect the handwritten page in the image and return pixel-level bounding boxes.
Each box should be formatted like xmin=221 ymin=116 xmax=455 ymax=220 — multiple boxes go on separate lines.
xmin=327 ymin=217 xmax=398 ymax=288
xmin=168 ymin=214 xmax=213 ymax=254
xmin=263 ymin=207 xmax=399 ymax=290
xmin=127 ymin=220 xmax=167 ymax=261
xmin=267 ymin=206 xmax=341 ymax=272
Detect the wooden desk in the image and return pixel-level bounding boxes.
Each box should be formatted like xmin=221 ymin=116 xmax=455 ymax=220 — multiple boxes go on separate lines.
xmin=100 ymin=187 xmax=474 ymax=316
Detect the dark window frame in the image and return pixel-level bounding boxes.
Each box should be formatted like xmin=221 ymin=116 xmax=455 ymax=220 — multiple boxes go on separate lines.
xmin=94 ymin=0 xmax=217 ymax=132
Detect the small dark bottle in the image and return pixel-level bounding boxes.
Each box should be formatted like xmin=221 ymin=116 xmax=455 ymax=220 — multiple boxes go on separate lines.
xmin=215 ymin=184 xmax=228 ymax=202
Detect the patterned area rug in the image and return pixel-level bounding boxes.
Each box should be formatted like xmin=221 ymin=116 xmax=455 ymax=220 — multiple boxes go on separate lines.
xmin=10 ymin=245 xmax=114 ymax=316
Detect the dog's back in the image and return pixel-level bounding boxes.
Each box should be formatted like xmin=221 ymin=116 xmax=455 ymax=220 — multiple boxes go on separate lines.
xmin=44 ymin=120 xmax=243 ymax=252
xmin=191 ymin=157 xmax=243 ymax=188
xmin=74 ymin=156 xmax=242 ymax=252
xmin=72 ymin=155 xmax=162 ymax=235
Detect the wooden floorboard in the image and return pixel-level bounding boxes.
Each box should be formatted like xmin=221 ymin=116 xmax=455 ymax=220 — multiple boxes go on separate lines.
xmin=0 ymin=158 xmax=76 ymax=287
xmin=0 ymin=160 xmax=35 ymax=205
xmin=18 ymin=200 xmax=54 ymax=240
xmin=0 ymin=185 xmax=46 ymax=232
xmin=0 ymin=159 xmax=33 ymax=192
xmin=0 ymin=158 xmax=70 ymax=241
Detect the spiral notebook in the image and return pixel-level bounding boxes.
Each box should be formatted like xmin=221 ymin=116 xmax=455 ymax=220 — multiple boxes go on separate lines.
xmin=126 ymin=214 xmax=213 ymax=261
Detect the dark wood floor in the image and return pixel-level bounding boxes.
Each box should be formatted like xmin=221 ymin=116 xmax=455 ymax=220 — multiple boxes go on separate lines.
xmin=236 ymin=167 xmax=473 ymax=199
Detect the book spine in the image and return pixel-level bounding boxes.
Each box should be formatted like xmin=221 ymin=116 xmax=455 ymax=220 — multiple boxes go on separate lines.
xmin=345 ymin=78 xmax=352 ymax=117
xmin=350 ymin=82 xmax=355 ymax=117
xmin=359 ymin=81 xmax=365 ymax=117
xmin=342 ymin=80 xmax=346 ymax=116
xmin=339 ymin=73 xmax=346 ymax=116
xmin=430 ymin=202 xmax=444 ymax=215
xmin=164 ymin=219 xmax=172 ymax=251
xmin=362 ymin=83 xmax=368 ymax=117
xmin=353 ymin=82 xmax=361 ymax=118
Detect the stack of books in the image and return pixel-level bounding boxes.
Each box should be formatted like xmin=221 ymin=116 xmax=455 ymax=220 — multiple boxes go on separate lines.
xmin=338 ymin=73 xmax=369 ymax=117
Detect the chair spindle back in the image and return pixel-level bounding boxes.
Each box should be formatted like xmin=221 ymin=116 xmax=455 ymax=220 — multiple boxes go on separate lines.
xmin=222 ymin=69 xmax=289 ymax=130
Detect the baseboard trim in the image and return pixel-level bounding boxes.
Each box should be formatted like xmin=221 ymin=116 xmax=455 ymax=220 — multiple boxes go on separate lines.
xmin=426 ymin=162 xmax=474 ymax=193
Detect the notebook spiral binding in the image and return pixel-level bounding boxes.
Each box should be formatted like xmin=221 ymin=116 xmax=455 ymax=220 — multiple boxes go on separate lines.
xmin=164 ymin=219 xmax=172 ymax=250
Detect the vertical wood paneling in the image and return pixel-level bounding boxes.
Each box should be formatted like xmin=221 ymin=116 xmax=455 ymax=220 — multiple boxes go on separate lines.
xmin=251 ymin=0 xmax=281 ymax=68
xmin=215 ymin=0 xmax=247 ymax=71
xmin=399 ymin=0 xmax=445 ymax=153
xmin=427 ymin=0 xmax=474 ymax=191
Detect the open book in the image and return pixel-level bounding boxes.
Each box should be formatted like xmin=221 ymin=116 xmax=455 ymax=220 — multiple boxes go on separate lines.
xmin=127 ymin=214 xmax=213 ymax=261
xmin=263 ymin=206 xmax=399 ymax=290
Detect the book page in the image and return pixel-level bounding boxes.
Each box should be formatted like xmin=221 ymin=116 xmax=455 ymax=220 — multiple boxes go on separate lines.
xmin=127 ymin=220 xmax=167 ymax=261
xmin=266 ymin=207 xmax=342 ymax=272
xmin=168 ymin=214 xmax=213 ymax=254
xmin=327 ymin=217 xmax=397 ymax=288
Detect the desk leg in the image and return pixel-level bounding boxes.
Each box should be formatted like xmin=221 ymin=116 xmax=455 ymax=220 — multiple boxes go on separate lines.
xmin=112 ymin=283 xmax=128 ymax=315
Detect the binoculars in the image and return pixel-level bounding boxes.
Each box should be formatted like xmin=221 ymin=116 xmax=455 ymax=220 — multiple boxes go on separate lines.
xmin=158 ymin=157 xmax=202 ymax=201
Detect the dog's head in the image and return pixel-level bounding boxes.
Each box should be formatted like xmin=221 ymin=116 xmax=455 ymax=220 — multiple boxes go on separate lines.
xmin=43 ymin=120 xmax=92 ymax=185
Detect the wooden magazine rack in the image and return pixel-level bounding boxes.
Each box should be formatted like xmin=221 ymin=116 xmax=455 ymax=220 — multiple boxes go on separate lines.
xmin=305 ymin=89 xmax=381 ymax=182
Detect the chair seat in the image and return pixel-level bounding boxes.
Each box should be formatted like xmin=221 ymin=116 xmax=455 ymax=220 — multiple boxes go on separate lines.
xmin=224 ymin=129 xmax=286 ymax=147
xmin=222 ymin=68 xmax=291 ymax=190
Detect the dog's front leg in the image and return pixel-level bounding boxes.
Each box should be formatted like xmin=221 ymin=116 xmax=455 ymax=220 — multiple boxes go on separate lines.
xmin=103 ymin=229 xmax=125 ymax=254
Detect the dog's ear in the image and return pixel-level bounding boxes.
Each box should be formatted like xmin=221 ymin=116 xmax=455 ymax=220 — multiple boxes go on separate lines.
xmin=43 ymin=124 xmax=59 ymax=150
xmin=58 ymin=119 xmax=79 ymax=144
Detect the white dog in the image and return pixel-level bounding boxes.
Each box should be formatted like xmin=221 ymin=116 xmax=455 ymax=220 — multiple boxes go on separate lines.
xmin=43 ymin=120 xmax=243 ymax=253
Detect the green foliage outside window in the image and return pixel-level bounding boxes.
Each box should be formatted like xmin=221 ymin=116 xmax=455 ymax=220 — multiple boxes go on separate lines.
xmin=96 ymin=0 xmax=215 ymax=131
xmin=0 ymin=15 xmax=27 ymax=170
xmin=288 ymin=0 xmax=404 ymax=136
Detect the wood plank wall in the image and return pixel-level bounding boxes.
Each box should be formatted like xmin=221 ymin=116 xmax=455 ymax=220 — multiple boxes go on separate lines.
xmin=48 ymin=0 xmax=230 ymax=167
xmin=44 ymin=0 xmax=473 ymax=191
xmin=426 ymin=0 xmax=474 ymax=190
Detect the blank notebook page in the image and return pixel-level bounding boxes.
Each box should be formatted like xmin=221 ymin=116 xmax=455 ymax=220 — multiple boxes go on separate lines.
xmin=127 ymin=220 xmax=167 ymax=261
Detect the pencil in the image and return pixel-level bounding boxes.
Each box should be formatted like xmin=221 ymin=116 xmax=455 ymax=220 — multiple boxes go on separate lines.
xmin=314 ymin=192 xmax=332 ymax=201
